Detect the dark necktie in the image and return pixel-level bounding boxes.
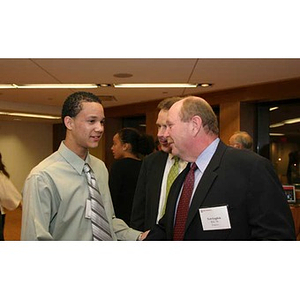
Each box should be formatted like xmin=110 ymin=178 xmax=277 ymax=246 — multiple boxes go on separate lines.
xmin=173 ymin=162 xmax=197 ymax=241
xmin=83 ymin=163 xmax=113 ymax=241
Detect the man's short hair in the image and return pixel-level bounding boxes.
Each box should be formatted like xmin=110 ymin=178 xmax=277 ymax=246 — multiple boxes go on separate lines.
xmin=180 ymin=96 xmax=219 ymax=135
xmin=61 ymin=91 xmax=102 ymax=125
xmin=157 ymin=97 xmax=182 ymax=111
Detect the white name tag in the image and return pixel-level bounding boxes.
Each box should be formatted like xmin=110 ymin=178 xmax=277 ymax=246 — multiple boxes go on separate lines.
xmin=199 ymin=205 xmax=231 ymax=231
xmin=85 ymin=199 xmax=91 ymax=219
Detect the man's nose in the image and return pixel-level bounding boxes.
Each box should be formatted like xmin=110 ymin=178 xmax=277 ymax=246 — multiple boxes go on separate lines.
xmin=163 ymin=127 xmax=170 ymax=138
xmin=95 ymin=121 xmax=104 ymax=132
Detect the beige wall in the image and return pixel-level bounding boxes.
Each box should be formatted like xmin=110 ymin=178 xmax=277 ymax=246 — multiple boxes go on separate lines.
xmin=0 ymin=120 xmax=53 ymax=192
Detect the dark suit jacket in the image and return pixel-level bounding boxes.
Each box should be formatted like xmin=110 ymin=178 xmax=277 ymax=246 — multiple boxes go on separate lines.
xmin=146 ymin=141 xmax=296 ymax=240
xmin=130 ymin=151 xmax=168 ymax=231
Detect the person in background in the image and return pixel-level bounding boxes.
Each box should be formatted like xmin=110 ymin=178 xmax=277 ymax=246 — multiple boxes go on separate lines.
xmin=146 ymin=96 xmax=295 ymax=240
xmin=130 ymin=97 xmax=187 ymax=231
xmin=0 ymin=152 xmax=22 ymax=240
xmin=109 ymin=127 xmax=153 ymax=225
xmin=21 ymin=91 xmax=146 ymax=241
xmin=229 ymin=131 xmax=253 ymax=150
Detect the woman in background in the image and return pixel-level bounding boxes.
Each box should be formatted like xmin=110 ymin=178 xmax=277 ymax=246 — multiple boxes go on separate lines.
xmin=109 ymin=128 xmax=154 ymax=225
xmin=0 ymin=152 xmax=22 ymax=240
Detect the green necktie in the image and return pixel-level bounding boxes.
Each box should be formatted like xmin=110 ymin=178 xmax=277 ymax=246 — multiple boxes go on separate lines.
xmin=162 ymin=156 xmax=180 ymax=215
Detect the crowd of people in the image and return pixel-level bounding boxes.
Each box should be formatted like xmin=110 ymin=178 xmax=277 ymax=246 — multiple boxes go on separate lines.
xmin=0 ymin=91 xmax=296 ymax=241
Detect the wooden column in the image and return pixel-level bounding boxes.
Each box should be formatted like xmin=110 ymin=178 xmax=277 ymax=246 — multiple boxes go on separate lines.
xmin=219 ymin=101 xmax=240 ymax=145
xmin=146 ymin=110 xmax=158 ymax=138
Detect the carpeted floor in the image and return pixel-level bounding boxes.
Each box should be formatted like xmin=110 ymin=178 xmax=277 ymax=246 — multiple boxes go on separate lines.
xmin=3 ymin=206 xmax=22 ymax=241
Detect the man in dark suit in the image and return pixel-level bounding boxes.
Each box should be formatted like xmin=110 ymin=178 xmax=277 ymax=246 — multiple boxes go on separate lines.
xmin=146 ymin=96 xmax=295 ymax=240
xmin=130 ymin=97 xmax=187 ymax=231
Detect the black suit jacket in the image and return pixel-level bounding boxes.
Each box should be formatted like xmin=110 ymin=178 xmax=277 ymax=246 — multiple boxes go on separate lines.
xmin=146 ymin=141 xmax=296 ymax=240
xmin=130 ymin=151 xmax=168 ymax=231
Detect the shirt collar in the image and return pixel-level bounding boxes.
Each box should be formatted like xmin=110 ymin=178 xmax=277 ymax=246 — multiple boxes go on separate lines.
xmin=58 ymin=141 xmax=91 ymax=175
xmin=195 ymin=138 xmax=220 ymax=173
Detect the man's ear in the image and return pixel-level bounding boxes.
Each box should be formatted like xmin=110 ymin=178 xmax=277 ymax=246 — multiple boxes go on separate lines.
xmin=64 ymin=116 xmax=73 ymax=130
xmin=191 ymin=115 xmax=202 ymax=136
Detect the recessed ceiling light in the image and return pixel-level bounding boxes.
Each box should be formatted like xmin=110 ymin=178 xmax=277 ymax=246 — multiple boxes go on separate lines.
xmin=97 ymin=83 xmax=111 ymax=87
xmin=0 ymin=84 xmax=16 ymax=89
xmin=270 ymin=133 xmax=285 ymax=136
xmin=284 ymin=117 xmax=300 ymax=125
xmin=0 ymin=82 xmax=213 ymax=89
xmin=0 ymin=84 xmax=98 ymax=89
xmin=19 ymin=84 xmax=98 ymax=89
xmin=113 ymin=83 xmax=198 ymax=88
xmin=0 ymin=111 xmax=61 ymax=120
xmin=199 ymin=83 xmax=212 ymax=87
xmin=270 ymin=122 xmax=285 ymax=128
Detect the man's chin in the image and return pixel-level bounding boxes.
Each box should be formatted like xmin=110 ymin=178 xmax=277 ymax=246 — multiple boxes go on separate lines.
xmin=161 ymin=145 xmax=172 ymax=153
xmin=169 ymin=145 xmax=179 ymax=156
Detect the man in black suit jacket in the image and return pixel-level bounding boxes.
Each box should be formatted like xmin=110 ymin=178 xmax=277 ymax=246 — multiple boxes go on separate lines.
xmin=146 ymin=96 xmax=295 ymax=240
xmin=131 ymin=97 xmax=186 ymax=231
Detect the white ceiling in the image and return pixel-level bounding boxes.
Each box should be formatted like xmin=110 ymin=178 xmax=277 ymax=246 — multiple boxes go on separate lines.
xmin=1 ymin=58 xmax=300 ymax=118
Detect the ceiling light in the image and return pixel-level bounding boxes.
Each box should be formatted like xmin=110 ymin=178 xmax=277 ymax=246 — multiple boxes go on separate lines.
xmin=269 ymin=122 xmax=285 ymax=128
xmin=0 ymin=111 xmax=61 ymax=120
xmin=113 ymin=83 xmax=198 ymax=88
xmin=0 ymin=84 xmax=98 ymax=89
xmin=199 ymin=83 xmax=212 ymax=87
xmin=270 ymin=133 xmax=285 ymax=136
xmin=97 ymin=83 xmax=111 ymax=87
xmin=0 ymin=84 xmax=16 ymax=89
xmin=269 ymin=106 xmax=279 ymax=111
xmin=17 ymin=84 xmax=98 ymax=89
xmin=283 ymin=117 xmax=300 ymax=125
xmin=270 ymin=117 xmax=300 ymax=128
xmin=0 ymin=83 xmax=212 ymax=89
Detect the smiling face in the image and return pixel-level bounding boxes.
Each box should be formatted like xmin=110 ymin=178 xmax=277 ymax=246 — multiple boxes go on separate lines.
xmin=156 ymin=109 xmax=173 ymax=153
xmin=164 ymin=101 xmax=193 ymax=160
xmin=64 ymin=101 xmax=105 ymax=159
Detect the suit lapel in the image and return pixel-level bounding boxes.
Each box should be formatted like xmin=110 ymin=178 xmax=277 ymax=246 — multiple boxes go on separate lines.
xmin=185 ymin=141 xmax=228 ymax=230
xmin=152 ymin=151 xmax=168 ymax=214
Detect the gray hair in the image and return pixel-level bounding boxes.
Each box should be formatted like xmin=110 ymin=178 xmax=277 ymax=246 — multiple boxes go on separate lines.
xmin=231 ymin=131 xmax=253 ymax=149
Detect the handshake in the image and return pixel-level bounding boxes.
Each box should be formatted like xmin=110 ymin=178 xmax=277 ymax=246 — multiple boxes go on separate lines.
xmin=137 ymin=230 xmax=150 ymax=241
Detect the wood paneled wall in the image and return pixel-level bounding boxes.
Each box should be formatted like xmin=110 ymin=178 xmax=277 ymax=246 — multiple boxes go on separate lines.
xmin=53 ymin=77 xmax=300 ymax=167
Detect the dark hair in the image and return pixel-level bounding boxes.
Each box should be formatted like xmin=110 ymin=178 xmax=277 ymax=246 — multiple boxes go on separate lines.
xmin=61 ymin=91 xmax=102 ymax=127
xmin=0 ymin=152 xmax=10 ymax=178
xmin=118 ymin=128 xmax=154 ymax=157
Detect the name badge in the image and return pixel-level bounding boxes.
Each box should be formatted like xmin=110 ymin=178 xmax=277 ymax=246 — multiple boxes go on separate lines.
xmin=199 ymin=205 xmax=231 ymax=231
xmin=85 ymin=199 xmax=91 ymax=219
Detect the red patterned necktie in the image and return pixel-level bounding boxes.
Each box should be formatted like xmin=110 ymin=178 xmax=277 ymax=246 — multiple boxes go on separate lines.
xmin=173 ymin=162 xmax=197 ymax=241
